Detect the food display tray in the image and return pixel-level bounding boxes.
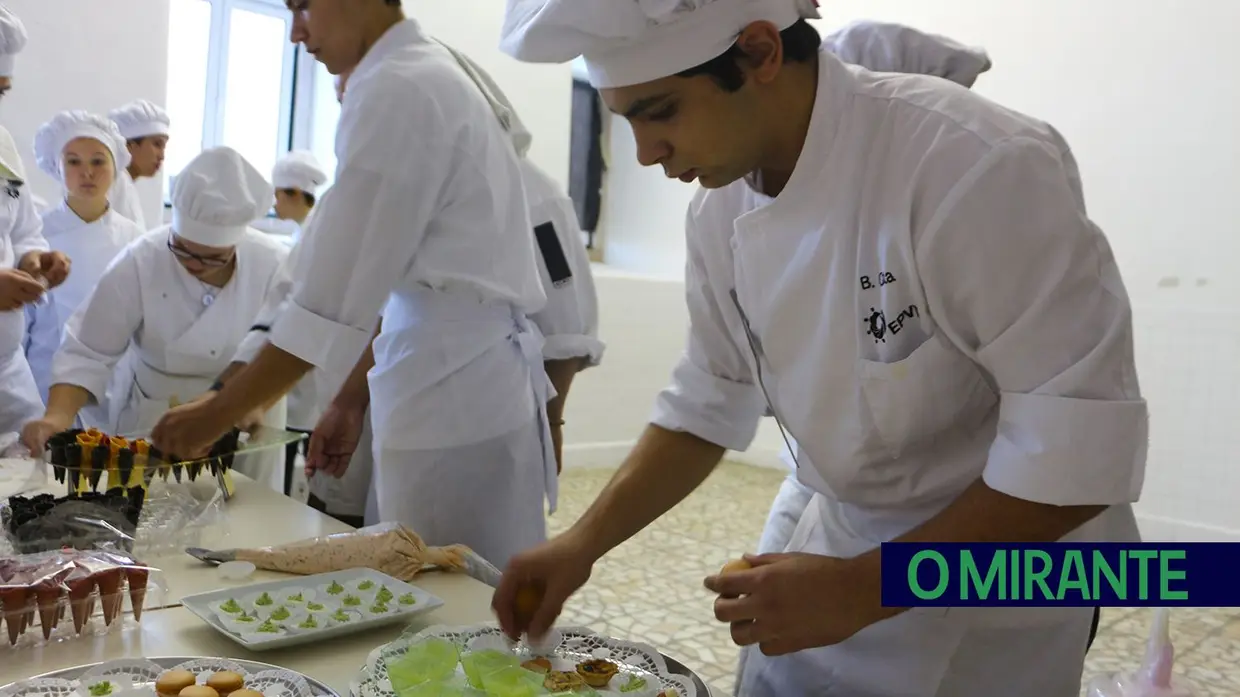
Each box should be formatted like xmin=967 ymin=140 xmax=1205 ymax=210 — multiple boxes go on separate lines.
xmin=0 ymin=656 xmax=338 ymax=697
xmin=182 ymin=568 xmax=444 ymax=652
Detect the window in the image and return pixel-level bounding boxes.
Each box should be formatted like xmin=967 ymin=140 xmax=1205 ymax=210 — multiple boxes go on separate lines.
xmin=164 ymin=0 xmax=297 ymax=205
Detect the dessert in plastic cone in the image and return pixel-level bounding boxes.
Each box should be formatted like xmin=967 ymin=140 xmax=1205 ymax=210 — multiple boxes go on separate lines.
xmin=34 ymin=580 xmax=62 ymax=640
xmin=65 ymin=572 xmax=95 ymax=634
xmin=94 ymin=568 xmax=124 ymax=626
xmin=1086 ymin=608 xmax=1196 ymax=697
xmin=0 ymin=584 xmax=28 ymax=645
xmin=126 ymin=566 xmax=149 ymax=621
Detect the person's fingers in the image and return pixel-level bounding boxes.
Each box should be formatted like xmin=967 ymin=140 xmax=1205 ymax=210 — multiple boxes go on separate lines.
xmin=491 ymin=571 xmax=523 ymax=640
xmin=703 ymin=568 xmax=761 ymax=597
xmin=527 ymin=582 xmax=570 ymax=641
xmin=742 ymin=553 xmax=789 ymax=567
xmin=730 ymin=619 xmax=761 ymax=647
xmin=713 ymin=594 xmax=760 ymax=624
xmin=306 ymin=429 xmax=329 ymax=471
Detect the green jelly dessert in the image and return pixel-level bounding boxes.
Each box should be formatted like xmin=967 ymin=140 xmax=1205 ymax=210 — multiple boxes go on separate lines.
xmin=460 ymin=649 xmax=519 ymax=689
xmin=479 ymin=666 xmax=545 ymax=697
xmin=386 ymin=638 xmax=461 ymax=691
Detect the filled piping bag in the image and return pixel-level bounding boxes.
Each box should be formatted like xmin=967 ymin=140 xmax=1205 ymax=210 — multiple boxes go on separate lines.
xmin=1086 ymin=608 xmax=1196 ymax=697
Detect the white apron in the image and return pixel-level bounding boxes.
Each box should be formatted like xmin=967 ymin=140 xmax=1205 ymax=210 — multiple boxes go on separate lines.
xmin=0 ymin=348 xmax=42 ymax=435
xmin=368 ymin=286 xmax=557 ymax=568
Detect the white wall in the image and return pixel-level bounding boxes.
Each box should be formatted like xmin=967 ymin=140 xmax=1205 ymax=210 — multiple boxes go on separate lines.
xmin=578 ymin=1 xmax=1240 ymax=540
xmin=3 ymin=0 xmax=170 ymax=226
xmin=409 ymin=0 xmax=573 ymax=188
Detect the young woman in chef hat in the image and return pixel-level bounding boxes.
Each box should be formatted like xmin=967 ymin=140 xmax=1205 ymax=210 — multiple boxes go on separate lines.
xmin=24 ymin=111 xmax=144 ymax=424
xmin=106 ymin=100 xmax=171 ymax=231
xmin=21 ymin=147 xmax=291 ymax=491
xmin=251 ymin=150 xmax=328 ymax=246
xmin=0 ymin=4 xmax=71 ymax=439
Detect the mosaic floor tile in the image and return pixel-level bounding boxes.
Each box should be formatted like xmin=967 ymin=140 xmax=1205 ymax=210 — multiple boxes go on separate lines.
xmin=550 ymin=462 xmax=1240 ymax=696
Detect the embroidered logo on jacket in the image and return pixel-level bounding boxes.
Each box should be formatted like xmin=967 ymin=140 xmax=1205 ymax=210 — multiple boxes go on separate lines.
xmin=865 ymin=304 xmax=921 ymax=343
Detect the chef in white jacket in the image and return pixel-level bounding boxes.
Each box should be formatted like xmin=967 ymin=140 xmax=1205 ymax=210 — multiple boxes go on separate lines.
xmin=107 ymin=100 xmax=170 ymax=231
xmin=0 ymin=5 xmax=71 ymax=437
xmin=151 ymin=1 xmax=557 ymax=570
xmin=21 ymin=147 xmax=289 ymax=491
xmin=251 ymin=150 xmax=327 ymax=245
xmin=25 ymin=111 xmax=145 ymax=417
xmin=492 ymin=2 xmax=1147 ymax=696
xmin=286 ymin=44 xmax=606 ymax=528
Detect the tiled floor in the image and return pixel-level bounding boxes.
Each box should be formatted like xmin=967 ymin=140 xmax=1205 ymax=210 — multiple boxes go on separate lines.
xmin=549 ymin=462 xmax=1240 ymax=696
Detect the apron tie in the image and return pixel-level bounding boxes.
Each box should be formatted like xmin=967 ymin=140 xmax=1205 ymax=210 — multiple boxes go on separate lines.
xmin=511 ymin=312 xmax=559 ymax=514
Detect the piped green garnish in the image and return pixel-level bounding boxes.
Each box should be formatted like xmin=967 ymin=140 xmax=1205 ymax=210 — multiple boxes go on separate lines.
xmin=375 ymin=586 xmax=394 ymax=603
xmin=326 ymin=581 xmax=345 ymax=595
xmin=287 ymin=591 xmax=304 ymax=602
xmin=342 ymin=594 xmax=362 ymax=607
xmin=369 ymin=602 xmax=389 ymax=614
xmin=298 ymin=615 xmax=319 ymax=629
xmin=219 ymin=598 xmax=242 ymax=613
xmin=331 ymin=609 xmax=352 ymax=622
xmin=357 ymin=579 xmax=375 ymax=591
xmin=269 ymin=606 xmax=291 ymax=621
xmin=234 ymin=612 xmax=257 ymax=624
xmin=256 ymin=619 xmax=280 ymax=633
xmin=397 ymin=593 xmax=417 ymax=605
xmin=255 ymin=592 xmax=274 ymax=606
xmin=306 ymin=601 xmax=326 ymax=611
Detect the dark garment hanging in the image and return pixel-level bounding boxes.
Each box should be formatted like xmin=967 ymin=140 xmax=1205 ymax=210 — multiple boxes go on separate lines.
xmin=569 ymin=78 xmax=605 ymax=245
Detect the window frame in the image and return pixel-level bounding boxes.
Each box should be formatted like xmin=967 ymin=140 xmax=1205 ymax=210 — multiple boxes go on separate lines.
xmin=164 ymin=0 xmax=299 ymax=206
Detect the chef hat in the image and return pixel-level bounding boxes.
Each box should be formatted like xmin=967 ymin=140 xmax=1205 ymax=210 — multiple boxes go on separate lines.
xmin=0 ymin=5 xmax=27 ymax=78
xmin=823 ymin=21 xmax=991 ymax=88
xmin=434 ymin=39 xmax=534 ymax=158
xmin=108 ymin=99 xmax=172 ymax=140
xmin=0 ymin=124 xmax=25 ymax=182
xmin=171 ymin=146 xmax=273 ymax=248
xmin=271 ymin=150 xmax=327 ymax=195
xmin=500 ymin=0 xmax=822 ymax=89
xmin=33 ymin=110 xmax=131 ymax=181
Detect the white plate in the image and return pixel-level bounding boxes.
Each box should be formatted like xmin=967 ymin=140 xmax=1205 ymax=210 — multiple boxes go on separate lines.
xmin=181 ymin=569 xmax=443 ymax=652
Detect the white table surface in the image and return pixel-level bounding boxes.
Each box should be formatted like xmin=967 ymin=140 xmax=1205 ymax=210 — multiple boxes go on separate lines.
xmin=3 ymin=475 xmax=724 ymax=696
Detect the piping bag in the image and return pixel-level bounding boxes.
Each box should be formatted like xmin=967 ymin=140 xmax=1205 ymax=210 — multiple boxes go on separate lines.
xmin=1086 ymin=608 xmax=1196 ymax=697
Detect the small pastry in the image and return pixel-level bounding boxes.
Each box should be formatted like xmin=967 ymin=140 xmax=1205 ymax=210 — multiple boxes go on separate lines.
xmin=576 ymin=659 xmax=619 ymax=688
xmin=205 ymin=672 xmax=245 ymax=696
xmin=522 ymin=657 xmax=552 ymax=674
xmin=179 ymin=687 xmax=219 ymax=697
xmin=155 ymin=670 xmax=196 ymax=697
xmin=230 ymin=691 xmax=264 ymax=697
xmin=544 ymin=671 xmax=586 ymax=691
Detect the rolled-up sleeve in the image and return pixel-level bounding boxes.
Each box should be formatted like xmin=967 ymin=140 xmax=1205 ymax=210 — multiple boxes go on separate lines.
xmin=526 ymin=197 xmax=605 ymax=365
xmin=268 ymin=80 xmax=444 ymax=379
xmin=51 ymin=253 xmax=144 ymax=403
xmin=917 ymin=136 xmax=1146 ymax=506
xmin=11 ymin=191 xmax=48 ymax=260
xmin=649 ymin=204 xmax=766 ymax=451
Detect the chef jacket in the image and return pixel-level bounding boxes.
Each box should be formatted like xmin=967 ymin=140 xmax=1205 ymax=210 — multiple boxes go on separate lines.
xmin=267 ymin=19 xmax=547 ymax=450
xmin=0 ymin=125 xmax=48 ymax=357
xmin=25 ymin=203 xmax=143 ymax=401
xmin=650 ymin=50 xmax=1146 ymax=525
xmin=109 ymin=169 xmax=146 ymax=231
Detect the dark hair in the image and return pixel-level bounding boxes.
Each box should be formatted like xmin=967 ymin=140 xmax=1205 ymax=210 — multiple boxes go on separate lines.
xmin=280 ymin=188 xmax=316 ymax=207
xmin=677 ymin=19 xmax=820 ymax=92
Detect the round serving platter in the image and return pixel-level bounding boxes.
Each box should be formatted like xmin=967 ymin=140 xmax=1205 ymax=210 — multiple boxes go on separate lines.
xmin=661 ymin=653 xmax=713 ymax=696
xmin=1 ymin=657 xmax=339 ymax=697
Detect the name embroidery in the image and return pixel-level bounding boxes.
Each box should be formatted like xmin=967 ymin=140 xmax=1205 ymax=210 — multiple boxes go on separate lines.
xmin=864 ymin=304 xmax=920 ymax=343
xmin=859 ymin=272 xmax=896 ymax=290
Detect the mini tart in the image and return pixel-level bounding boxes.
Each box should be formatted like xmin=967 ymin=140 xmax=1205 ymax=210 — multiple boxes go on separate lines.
xmin=543 ymin=671 xmax=586 ymax=691
xmin=205 ymin=672 xmax=245 ymax=696
xmin=576 ymin=659 xmax=619 ymax=688
xmin=155 ymin=670 xmax=196 ymax=697
xmin=521 ymin=657 xmax=552 ymax=674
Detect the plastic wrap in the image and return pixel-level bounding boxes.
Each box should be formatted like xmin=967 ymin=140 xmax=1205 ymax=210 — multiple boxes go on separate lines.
xmin=1086 ymin=608 xmax=1197 ymax=697
xmin=0 ymin=547 xmax=166 ymax=649
xmin=220 ymin=522 xmax=502 ymax=588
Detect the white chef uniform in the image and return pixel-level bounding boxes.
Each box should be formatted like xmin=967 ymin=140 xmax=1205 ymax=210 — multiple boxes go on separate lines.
xmin=0 ymin=125 xmax=48 ymax=437
xmin=501 ymin=2 xmax=1147 ymax=696
xmin=51 ymin=147 xmax=290 ymax=491
xmin=268 ymin=19 xmax=554 ymax=570
xmin=25 ymin=111 xmax=144 ymax=421
xmin=763 ymin=18 xmax=995 ymax=558
xmin=107 ymin=100 xmax=171 ymax=231
xmin=288 ymin=39 xmax=609 ymax=525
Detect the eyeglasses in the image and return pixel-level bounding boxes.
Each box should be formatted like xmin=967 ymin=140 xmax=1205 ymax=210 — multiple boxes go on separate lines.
xmin=167 ymin=236 xmax=232 ymax=267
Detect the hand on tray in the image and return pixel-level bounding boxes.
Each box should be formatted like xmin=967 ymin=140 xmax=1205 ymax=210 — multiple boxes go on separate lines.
xmin=492 ymin=529 xmax=596 ymax=642
xmin=150 ymin=398 xmax=229 ymax=461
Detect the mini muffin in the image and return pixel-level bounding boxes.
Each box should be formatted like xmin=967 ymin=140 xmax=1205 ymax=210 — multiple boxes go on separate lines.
xmin=205 ymin=672 xmax=245 ymax=696
xmin=228 ymin=691 xmax=264 ymax=697
xmin=576 ymin=659 xmax=618 ymax=688
xmin=179 ymin=686 xmax=219 ymax=697
xmin=521 ymin=657 xmax=552 ymax=674
xmin=155 ymin=670 xmax=196 ymax=697
xmin=544 ymin=671 xmax=585 ymax=691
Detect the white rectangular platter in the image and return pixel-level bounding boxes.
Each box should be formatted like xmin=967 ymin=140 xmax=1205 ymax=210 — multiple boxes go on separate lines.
xmin=182 ymin=568 xmax=443 ymax=652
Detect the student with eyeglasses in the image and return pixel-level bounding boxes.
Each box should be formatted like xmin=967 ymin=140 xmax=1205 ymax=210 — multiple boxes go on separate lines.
xmin=20 ymin=146 xmax=292 ymax=493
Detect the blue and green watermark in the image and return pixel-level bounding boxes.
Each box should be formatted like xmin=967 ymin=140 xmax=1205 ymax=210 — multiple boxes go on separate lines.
xmin=879 ymin=543 xmax=1234 ymax=607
